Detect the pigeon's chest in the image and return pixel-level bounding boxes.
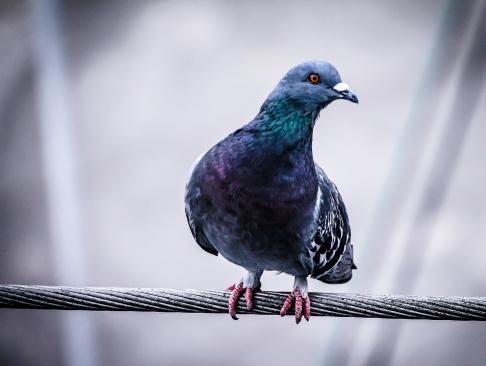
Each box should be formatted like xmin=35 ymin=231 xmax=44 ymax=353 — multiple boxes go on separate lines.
xmin=200 ymin=150 xmax=319 ymax=249
xmin=208 ymin=150 xmax=316 ymax=218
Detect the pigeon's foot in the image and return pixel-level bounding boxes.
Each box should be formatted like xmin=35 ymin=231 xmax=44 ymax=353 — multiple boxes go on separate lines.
xmin=226 ymin=270 xmax=263 ymax=320
xmin=280 ymin=276 xmax=310 ymax=324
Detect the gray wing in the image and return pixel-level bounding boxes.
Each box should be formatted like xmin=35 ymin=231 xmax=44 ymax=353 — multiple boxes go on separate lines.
xmin=184 ymin=155 xmax=219 ymax=256
xmin=310 ymin=165 xmax=356 ymax=283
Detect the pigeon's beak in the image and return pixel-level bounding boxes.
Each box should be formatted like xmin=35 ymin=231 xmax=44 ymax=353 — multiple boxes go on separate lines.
xmin=332 ymin=82 xmax=359 ymax=104
xmin=340 ymin=89 xmax=359 ymax=104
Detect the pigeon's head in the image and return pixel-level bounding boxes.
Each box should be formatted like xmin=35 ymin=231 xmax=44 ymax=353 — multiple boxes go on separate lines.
xmin=267 ymin=61 xmax=358 ymax=114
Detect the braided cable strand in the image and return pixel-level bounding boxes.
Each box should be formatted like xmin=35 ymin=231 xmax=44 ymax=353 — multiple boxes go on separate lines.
xmin=0 ymin=285 xmax=484 ymax=320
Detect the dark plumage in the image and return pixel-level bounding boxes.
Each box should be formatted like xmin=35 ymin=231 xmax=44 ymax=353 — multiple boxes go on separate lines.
xmin=185 ymin=60 xmax=358 ymax=322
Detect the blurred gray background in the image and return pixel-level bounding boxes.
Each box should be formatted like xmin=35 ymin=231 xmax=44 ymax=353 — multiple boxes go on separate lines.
xmin=0 ymin=0 xmax=485 ymax=365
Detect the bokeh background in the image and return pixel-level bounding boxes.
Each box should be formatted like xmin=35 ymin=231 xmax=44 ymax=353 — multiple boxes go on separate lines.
xmin=1 ymin=0 xmax=485 ymax=365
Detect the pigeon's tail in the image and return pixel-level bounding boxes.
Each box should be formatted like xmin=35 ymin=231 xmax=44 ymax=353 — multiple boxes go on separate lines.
xmin=313 ymin=244 xmax=357 ymax=284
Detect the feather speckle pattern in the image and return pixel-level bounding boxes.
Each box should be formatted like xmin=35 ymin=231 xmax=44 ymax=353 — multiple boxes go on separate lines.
xmin=310 ymin=166 xmax=354 ymax=283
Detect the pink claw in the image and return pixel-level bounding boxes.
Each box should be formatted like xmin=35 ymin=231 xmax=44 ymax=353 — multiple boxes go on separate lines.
xmin=294 ymin=289 xmax=303 ymax=323
xmin=280 ymin=288 xmax=311 ymax=324
xmin=245 ymin=287 xmax=253 ymax=310
xmin=227 ymin=282 xmax=258 ymax=319
xmin=303 ymin=296 xmax=311 ymax=321
xmin=280 ymin=293 xmax=295 ymax=316
xmin=228 ymin=283 xmax=244 ymax=320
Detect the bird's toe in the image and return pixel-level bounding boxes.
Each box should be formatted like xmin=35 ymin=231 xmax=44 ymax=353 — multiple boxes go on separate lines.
xmin=228 ymin=282 xmax=244 ymax=320
xmin=280 ymin=293 xmax=295 ymax=317
xmin=279 ymin=288 xmax=311 ymax=324
xmin=227 ymin=282 xmax=258 ymax=318
xmin=245 ymin=287 xmax=253 ymax=310
xmin=294 ymin=289 xmax=303 ymax=324
xmin=303 ymin=296 xmax=311 ymax=321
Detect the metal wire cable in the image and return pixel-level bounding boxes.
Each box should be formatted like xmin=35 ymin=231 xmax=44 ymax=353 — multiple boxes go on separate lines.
xmin=0 ymin=285 xmax=484 ymax=320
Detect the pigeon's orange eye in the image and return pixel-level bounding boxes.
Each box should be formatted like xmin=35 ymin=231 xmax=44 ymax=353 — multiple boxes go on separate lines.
xmin=308 ymin=73 xmax=320 ymax=84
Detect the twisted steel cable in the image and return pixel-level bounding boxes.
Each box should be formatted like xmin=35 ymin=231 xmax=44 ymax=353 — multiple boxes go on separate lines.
xmin=0 ymin=285 xmax=484 ymax=320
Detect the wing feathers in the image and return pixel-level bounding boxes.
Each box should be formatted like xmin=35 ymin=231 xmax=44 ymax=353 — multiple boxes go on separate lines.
xmin=310 ymin=166 xmax=354 ymax=282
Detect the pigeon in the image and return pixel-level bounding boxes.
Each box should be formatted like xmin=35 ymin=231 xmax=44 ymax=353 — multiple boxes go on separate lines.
xmin=185 ymin=60 xmax=358 ymax=323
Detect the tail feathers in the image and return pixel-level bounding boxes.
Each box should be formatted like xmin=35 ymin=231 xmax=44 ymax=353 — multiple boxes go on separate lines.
xmin=315 ymin=244 xmax=356 ymax=284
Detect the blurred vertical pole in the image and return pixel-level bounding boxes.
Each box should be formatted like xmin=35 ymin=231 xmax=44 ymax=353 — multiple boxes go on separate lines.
xmin=352 ymin=0 xmax=480 ymax=298
xmin=364 ymin=3 xmax=486 ymax=365
xmin=322 ymin=1 xmax=481 ymax=365
xmin=31 ymin=1 xmax=97 ymax=366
